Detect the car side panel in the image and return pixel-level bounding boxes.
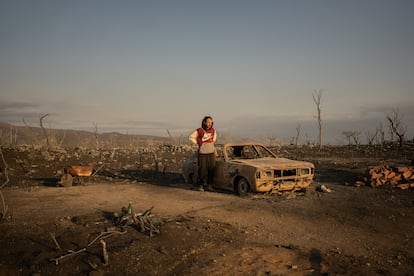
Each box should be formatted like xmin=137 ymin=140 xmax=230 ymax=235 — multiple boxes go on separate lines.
xmin=213 ymin=159 xmax=234 ymax=191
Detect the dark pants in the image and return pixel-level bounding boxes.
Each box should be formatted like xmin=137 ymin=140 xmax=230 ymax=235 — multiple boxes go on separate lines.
xmin=198 ymin=152 xmax=216 ymax=186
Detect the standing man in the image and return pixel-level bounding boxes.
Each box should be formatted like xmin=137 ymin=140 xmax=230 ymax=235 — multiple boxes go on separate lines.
xmin=189 ymin=116 xmax=217 ymax=191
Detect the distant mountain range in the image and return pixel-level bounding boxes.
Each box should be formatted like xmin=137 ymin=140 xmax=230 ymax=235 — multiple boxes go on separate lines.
xmin=0 ymin=122 xmax=176 ymax=148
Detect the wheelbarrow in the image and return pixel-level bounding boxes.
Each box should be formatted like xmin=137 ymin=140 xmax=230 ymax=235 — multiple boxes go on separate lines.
xmin=58 ymin=165 xmax=94 ymax=187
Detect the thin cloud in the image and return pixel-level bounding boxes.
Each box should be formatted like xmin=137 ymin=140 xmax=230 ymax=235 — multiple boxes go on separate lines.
xmin=0 ymin=100 xmax=42 ymax=122
xmin=0 ymin=100 xmax=39 ymax=113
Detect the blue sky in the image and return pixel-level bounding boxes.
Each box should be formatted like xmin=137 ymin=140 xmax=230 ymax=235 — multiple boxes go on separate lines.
xmin=1 ymin=0 xmax=413 ymax=144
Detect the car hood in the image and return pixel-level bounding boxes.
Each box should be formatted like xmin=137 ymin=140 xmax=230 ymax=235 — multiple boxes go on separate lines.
xmin=227 ymin=157 xmax=314 ymax=169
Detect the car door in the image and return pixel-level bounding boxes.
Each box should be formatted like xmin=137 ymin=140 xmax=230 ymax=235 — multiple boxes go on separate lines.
xmin=213 ymin=154 xmax=234 ymax=191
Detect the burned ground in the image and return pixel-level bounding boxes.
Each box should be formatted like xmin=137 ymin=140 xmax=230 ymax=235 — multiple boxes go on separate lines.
xmin=0 ymin=143 xmax=413 ymax=275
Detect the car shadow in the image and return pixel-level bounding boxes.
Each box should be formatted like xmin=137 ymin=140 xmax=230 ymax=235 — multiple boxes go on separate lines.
xmin=112 ymin=168 xmax=236 ymax=195
xmin=314 ymin=167 xmax=365 ymax=185
xmin=35 ymin=176 xmax=93 ymax=187
xmin=33 ymin=177 xmax=61 ymax=187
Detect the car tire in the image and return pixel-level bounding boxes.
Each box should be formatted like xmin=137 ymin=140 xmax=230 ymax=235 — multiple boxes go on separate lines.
xmin=298 ymin=188 xmax=307 ymax=194
xmin=236 ymin=177 xmax=250 ymax=196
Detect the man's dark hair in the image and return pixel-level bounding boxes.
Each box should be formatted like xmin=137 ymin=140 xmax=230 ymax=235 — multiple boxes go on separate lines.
xmin=201 ymin=116 xmax=213 ymax=130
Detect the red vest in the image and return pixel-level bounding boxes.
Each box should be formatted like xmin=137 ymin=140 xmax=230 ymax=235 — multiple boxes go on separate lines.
xmin=196 ymin=127 xmax=215 ymax=147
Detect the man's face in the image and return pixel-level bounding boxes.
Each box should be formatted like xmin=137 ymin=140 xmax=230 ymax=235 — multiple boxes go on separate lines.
xmin=205 ymin=118 xmax=213 ymax=129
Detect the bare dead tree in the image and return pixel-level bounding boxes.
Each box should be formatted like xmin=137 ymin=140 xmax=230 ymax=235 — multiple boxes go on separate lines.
xmin=267 ymin=136 xmax=277 ymax=147
xmin=21 ymin=118 xmax=37 ymax=172
xmin=47 ymin=121 xmax=61 ymax=148
xmin=22 ymin=118 xmax=35 ymax=149
xmin=312 ymin=89 xmax=323 ymax=150
xmin=386 ymin=109 xmax=407 ymax=147
xmin=374 ymin=122 xmax=386 ymax=151
xmin=342 ymin=131 xmax=354 ymax=145
xmin=166 ymin=129 xmax=176 ymax=145
xmin=8 ymin=125 xmax=12 ymax=146
xmin=365 ymin=129 xmax=379 ymax=146
xmin=294 ymin=124 xmax=301 ymax=146
xmin=93 ymin=122 xmax=99 ymax=149
xmin=379 ymin=123 xmax=385 ymax=145
xmin=40 ymin=114 xmax=50 ymax=148
xmin=58 ymin=130 xmax=66 ymax=148
xmin=0 ymin=148 xmax=9 ymax=221
xmin=14 ymin=128 xmax=18 ymax=145
xmin=351 ymin=131 xmax=361 ymax=145
xmin=342 ymin=131 xmax=362 ymax=145
xmin=9 ymin=125 xmax=17 ymax=146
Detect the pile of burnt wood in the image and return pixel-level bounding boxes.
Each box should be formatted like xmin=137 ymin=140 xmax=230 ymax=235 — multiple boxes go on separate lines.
xmin=357 ymin=165 xmax=414 ymax=190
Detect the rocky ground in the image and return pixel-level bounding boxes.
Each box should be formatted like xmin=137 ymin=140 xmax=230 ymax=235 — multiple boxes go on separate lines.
xmin=0 ymin=143 xmax=413 ymax=275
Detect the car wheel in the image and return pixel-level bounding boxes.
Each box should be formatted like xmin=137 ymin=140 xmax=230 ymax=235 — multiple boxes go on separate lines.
xmin=236 ymin=177 xmax=250 ymax=196
xmin=298 ymin=188 xmax=307 ymax=194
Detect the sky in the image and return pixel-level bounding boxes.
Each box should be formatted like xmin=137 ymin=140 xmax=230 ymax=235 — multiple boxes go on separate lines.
xmin=1 ymin=0 xmax=413 ymax=145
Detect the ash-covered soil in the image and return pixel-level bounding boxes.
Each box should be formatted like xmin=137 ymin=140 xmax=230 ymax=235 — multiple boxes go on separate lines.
xmin=0 ymin=143 xmax=413 ymax=275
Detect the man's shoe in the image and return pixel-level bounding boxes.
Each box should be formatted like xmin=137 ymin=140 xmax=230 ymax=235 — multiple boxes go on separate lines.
xmin=198 ymin=185 xmax=205 ymax=191
xmin=206 ymin=184 xmax=214 ymax=192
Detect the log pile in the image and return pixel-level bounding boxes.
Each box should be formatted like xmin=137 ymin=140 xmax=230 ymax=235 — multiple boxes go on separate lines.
xmin=364 ymin=165 xmax=414 ymax=190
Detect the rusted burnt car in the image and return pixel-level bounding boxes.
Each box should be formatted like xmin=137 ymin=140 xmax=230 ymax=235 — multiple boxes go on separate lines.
xmin=182 ymin=143 xmax=315 ymax=195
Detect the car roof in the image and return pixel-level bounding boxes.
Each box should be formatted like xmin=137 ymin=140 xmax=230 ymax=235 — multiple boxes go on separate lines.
xmin=223 ymin=142 xmax=265 ymax=147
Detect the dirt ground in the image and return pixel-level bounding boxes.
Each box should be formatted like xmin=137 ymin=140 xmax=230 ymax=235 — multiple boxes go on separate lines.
xmin=0 ymin=143 xmax=413 ymax=275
